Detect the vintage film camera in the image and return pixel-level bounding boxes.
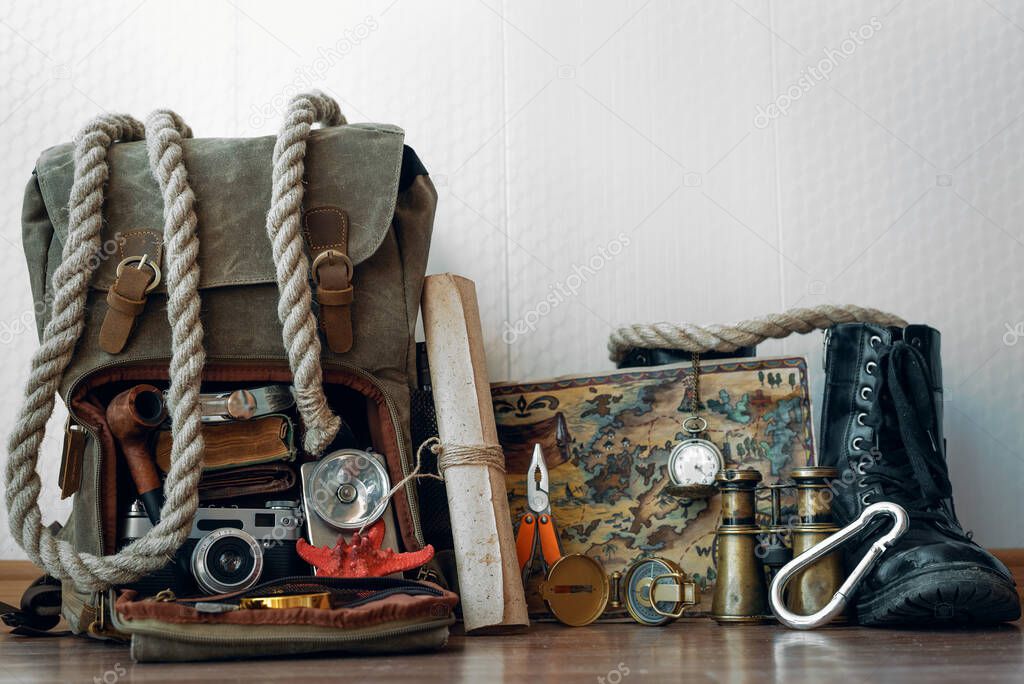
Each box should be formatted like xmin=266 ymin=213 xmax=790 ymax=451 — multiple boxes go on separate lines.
xmin=120 ymin=500 xmax=308 ymax=597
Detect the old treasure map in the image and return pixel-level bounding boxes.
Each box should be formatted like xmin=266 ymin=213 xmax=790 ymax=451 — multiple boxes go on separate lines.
xmin=492 ymin=356 xmax=815 ymax=616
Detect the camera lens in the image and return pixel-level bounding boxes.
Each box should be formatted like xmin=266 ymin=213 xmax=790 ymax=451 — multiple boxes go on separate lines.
xmin=191 ymin=528 xmax=264 ymax=595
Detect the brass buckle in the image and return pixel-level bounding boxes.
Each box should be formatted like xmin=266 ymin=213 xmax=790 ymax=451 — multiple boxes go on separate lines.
xmin=115 ymin=254 xmax=161 ymax=293
xmin=310 ymin=249 xmax=353 ymax=285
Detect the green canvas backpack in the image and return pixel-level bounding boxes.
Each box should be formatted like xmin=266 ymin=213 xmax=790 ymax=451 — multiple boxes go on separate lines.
xmin=5 ymin=91 xmax=445 ymax=655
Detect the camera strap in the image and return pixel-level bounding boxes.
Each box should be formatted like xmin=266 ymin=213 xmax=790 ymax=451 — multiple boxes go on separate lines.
xmin=0 ymin=577 xmax=68 ymax=638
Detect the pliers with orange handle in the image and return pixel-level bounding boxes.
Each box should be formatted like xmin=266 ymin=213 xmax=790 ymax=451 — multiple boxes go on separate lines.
xmin=515 ymin=443 xmax=562 ymax=582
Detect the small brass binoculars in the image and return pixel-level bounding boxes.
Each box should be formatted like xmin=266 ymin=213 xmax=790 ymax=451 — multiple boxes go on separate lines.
xmin=710 ymin=468 xmax=771 ymax=623
xmin=710 ymin=467 xmax=852 ymax=625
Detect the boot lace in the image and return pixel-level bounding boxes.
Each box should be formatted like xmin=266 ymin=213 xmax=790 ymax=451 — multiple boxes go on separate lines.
xmin=860 ymin=342 xmax=956 ymax=525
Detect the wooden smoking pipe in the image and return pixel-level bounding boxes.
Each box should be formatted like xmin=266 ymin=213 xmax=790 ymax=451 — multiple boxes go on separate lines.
xmin=106 ymin=384 xmax=168 ymax=526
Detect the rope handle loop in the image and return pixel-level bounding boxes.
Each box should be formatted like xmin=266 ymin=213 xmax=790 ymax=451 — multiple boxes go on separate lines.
xmin=265 ymin=90 xmax=346 ymax=455
xmin=4 ymin=111 xmax=207 ymax=592
xmin=608 ymin=305 xmax=908 ymax=363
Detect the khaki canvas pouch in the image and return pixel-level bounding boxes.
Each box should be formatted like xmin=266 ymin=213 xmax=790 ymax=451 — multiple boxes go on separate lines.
xmin=111 ymin=577 xmax=457 ymax=662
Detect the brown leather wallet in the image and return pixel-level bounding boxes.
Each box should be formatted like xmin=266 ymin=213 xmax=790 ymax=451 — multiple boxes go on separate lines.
xmin=155 ymin=414 xmax=294 ymax=472
xmin=196 ymin=463 xmax=296 ymax=502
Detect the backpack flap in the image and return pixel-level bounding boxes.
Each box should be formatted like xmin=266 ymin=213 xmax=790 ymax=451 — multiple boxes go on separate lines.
xmin=25 ymin=123 xmax=412 ymax=397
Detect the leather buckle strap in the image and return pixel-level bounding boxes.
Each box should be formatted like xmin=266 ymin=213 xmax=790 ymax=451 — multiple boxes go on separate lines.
xmin=304 ymin=206 xmax=354 ymax=353
xmin=312 ymin=249 xmax=354 ymax=307
xmin=98 ymin=230 xmax=163 ymax=354
xmin=99 ymin=254 xmax=160 ymax=354
xmin=1 ymin=576 xmax=66 ymax=637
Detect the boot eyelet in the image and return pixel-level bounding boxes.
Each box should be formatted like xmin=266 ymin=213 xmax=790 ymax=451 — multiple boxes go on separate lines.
xmin=851 ymin=437 xmax=864 ymax=451
xmin=861 ymin=493 xmax=872 ymax=506
xmin=860 ymin=387 xmax=872 ymax=400
xmin=854 ymin=462 xmax=867 ymax=475
xmin=869 ymin=335 xmax=882 ymax=348
xmin=911 ymin=337 xmax=922 ymax=348
xmin=856 ymin=412 xmax=867 ymax=426
xmin=865 ymin=361 xmax=877 ymax=375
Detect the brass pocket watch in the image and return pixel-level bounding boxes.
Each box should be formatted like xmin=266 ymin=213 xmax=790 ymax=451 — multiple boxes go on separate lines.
xmin=666 ymin=353 xmax=725 ymax=499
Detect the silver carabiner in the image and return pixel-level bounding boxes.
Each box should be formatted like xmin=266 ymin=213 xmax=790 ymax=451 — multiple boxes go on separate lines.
xmin=770 ymin=501 xmax=910 ymax=629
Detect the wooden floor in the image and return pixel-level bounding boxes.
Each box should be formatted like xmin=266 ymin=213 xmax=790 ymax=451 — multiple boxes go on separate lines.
xmin=3 ymin=557 xmax=1024 ymax=683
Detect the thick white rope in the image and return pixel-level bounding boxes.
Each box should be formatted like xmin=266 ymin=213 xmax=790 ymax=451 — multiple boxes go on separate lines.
xmin=4 ymin=112 xmax=208 ymax=591
xmin=265 ymin=91 xmax=345 ymax=455
xmin=608 ymin=305 xmax=908 ymax=363
xmin=139 ymin=108 xmax=206 ymax=578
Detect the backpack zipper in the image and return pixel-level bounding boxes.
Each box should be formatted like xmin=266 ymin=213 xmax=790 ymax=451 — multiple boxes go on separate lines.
xmin=173 ymin=575 xmax=444 ymax=606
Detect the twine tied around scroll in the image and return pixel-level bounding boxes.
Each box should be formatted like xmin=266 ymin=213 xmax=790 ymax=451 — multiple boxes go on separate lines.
xmin=356 ymin=436 xmax=506 ymax=535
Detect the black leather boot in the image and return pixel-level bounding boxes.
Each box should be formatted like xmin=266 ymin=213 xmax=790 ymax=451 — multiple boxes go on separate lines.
xmin=819 ymin=322 xmax=1020 ymax=626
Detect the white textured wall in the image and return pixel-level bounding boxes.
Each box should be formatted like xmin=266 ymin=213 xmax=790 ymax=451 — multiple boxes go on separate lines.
xmin=2 ymin=0 xmax=1023 ymax=560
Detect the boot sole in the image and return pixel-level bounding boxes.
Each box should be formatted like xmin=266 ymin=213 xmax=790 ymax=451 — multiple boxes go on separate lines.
xmin=855 ymin=563 xmax=1021 ymax=627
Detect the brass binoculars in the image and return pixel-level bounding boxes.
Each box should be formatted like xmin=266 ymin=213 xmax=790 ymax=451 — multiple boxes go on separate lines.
xmin=711 ymin=467 xmax=847 ymax=624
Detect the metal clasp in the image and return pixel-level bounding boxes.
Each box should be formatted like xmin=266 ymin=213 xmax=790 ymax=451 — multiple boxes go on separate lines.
xmin=769 ymin=501 xmax=910 ymax=630
xmin=85 ymin=590 xmax=129 ymax=642
xmin=650 ymin=572 xmax=699 ymax=619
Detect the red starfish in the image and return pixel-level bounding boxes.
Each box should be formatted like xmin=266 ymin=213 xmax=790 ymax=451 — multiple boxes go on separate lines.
xmin=296 ymin=520 xmax=435 ymax=578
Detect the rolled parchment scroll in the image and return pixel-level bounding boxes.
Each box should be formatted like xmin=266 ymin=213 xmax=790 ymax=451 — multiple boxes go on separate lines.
xmin=421 ymin=273 xmax=529 ymax=634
